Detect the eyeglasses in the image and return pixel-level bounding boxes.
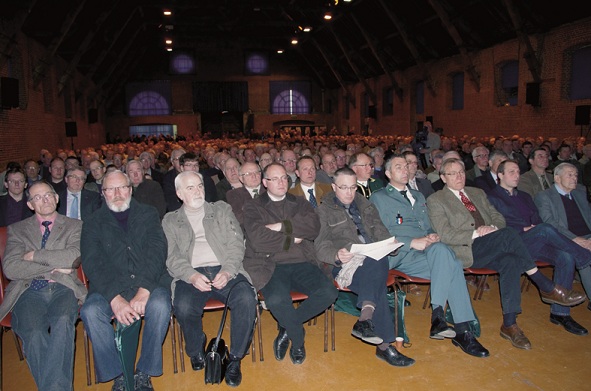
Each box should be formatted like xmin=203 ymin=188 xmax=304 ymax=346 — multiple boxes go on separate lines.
xmin=282 ymin=159 xmax=297 ymax=163
xmin=183 ymin=163 xmax=199 ymax=168
xmin=25 ymin=166 xmax=38 ymax=171
xmin=240 ymin=171 xmax=261 ymax=177
xmin=67 ymin=175 xmax=86 ymax=181
xmin=265 ymin=175 xmax=289 ymax=182
xmin=474 ymin=154 xmax=489 ymax=159
xmin=443 ymin=170 xmax=465 ymax=177
xmin=7 ymin=179 xmax=25 ymax=185
xmin=406 ymin=161 xmax=419 ymax=166
xmin=354 ymin=163 xmax=374 ymax=168
xmin=29 ymin=192 xmax=56 ymax=202
xmin=103 ymin=185 xmax=131 ymax=195
xmin=335 ymin=185 xmax=357 ymax=192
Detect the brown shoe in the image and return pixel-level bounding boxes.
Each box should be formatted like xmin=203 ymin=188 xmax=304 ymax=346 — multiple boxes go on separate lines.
xmin=540 ymin=285 xmax=586 ymax=307
xmin=500 ymin=324 xmax=532 ymax=350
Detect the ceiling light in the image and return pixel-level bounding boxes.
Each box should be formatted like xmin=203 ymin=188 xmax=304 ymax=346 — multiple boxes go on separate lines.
xmin=166 ymin=48 xmax=173 ymax=52
xmin=277 ymin=49 xmax=284 ymax=54
xmin=291 ymin=39 xmax=298 ymax=45
xmin=163 ymin=10 xmax=172 ymax=16
xmin=324 ymin=12 xmax=332 ymax=20
xmin=303 ymin=27 xmax=312 ymax=32
xmin=165 ymin=39 xmax=172 ymax=44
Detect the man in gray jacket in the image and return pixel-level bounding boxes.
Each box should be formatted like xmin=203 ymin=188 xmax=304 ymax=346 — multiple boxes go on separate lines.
xmin=163 ymin=171 xmax=256 ymax=387
xmin=1 ymin=180 xmax=86 ymax=391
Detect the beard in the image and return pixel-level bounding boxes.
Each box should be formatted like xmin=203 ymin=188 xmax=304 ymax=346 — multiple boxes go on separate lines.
xmin=106 ymin=197 xmax=131 ymax=212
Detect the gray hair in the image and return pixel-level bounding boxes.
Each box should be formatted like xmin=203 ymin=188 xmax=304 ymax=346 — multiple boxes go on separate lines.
xmin=440 ymin=158 xmax=465 ymax=175
xmin=103 ymin=170 xmax=132 ymax=187
xmin=175 ymin=170 xmax=204 ymax=190
xmin=554 ymin=162 xmax=577 ymax=177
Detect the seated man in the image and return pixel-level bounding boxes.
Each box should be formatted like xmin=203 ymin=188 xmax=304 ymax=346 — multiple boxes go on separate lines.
xmin=370 ymin=156 xmax=489 ymax=358
xmin=473 ymin=150 xmax=508 ymax=194
xmin=57 ymin=166 xmax=101 ymax=221
xmin=519 ymin=147 xmax=554 ymax=199
xmin=402 ymin=151 xmax=433 ymax=199
xmin=215 ymin=158 xmax=243 ymax=202
xmin=535 ymin=162 xmax=591 ymax=311
xmin=1 ymin=180 xmax=86 ymax=391
xmin=488 ymin=160 xmax=591 ymax=335
xmin=243 ymin=163 xmax=338 ymax=365
xmin=288 ymin=156 xmax=332 ymax=208
xmin=427 ymin=158 xmax=585 ymax=350
xmin=349 ymin=152 xmax=384 ymax=199
xmin=126 ymin=160 xmax=167 ymax=219
xmin=0 ymin=168 xmax=33 ymax=227
xmin=80 ymin=170 xmax=171 ymax=390
xmin=315 ymin=167 xmax=415 ymax=367
xmin=163 ymin=171 xmax=256 ymax=387
xmin=227 ymin=162 xmax=265 ymax=229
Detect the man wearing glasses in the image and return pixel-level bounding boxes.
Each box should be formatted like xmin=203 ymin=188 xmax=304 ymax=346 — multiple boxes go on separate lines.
xmin=1 ymin=180 xmax=85 ymax=390
xmin=81 ymin=170 xmax=171 ymax=390
xmin=349 ymin=152 xmax=383 ymax=199
xmin=215 ymin=158 xmax=243 ymax=202
xmin=0 ymin=168 xmax=33 ymax=226
xmin=289 ymin=156 xmax=332 ymax=208
xmin=57 ymin=166 xmax=101 ymax=221
xmin=466 ymin=146 xmax=490 ymax=182
xmin=280 ymin=149 xmax=298 ymax=188
xmin=227 ymin=162 xmax=265 ymax=229
xmin=243 ymin=163 xmax=337 ymax=365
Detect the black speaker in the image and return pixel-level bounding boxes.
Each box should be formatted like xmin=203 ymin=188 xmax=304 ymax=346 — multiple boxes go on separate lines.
xmin=525 ymin=82 xmax=540 ymax=106
xmin=575 ymin=105 xmax=590 ymax=126
xmin=65 ymin=121 xmax=78 ymax=137
xmin=88 ymin=108 xmax=98 ymax=124
xmin=0 ymin=77 xmax=19 ymax=108
xmin=367 ymin=105 xmax=376 ymax=119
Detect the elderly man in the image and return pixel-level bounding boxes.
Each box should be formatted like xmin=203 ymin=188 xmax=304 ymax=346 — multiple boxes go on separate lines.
xmin=316 ymin=153 xmax=338 ymax=184
xmin=335 ymin=149 xmax=347 ymax=169
xmin=488 ymin=160 xmax=591 ymax=335
xmin=139 ymin=151 xmax=164 ymax=184
xmin=0 ymin=180 xmax=85 ymax=391
xmin=243 ymin=163 xmax=337 ymax=365
xmin=289 ymin=156 xmax=332 ymax=208
xmin=371 ymin=156 xmax=489 ymax=358
xmin=349 ymin=152 xmax=384 ymax=199
xmin=227 ymin=162 xmax=264 ymax=228
xmin=163 ymin=171 xmax=256 ymax=387
xmin=163 ymin=148 xmax=186 ymax=211
xmin=48 ymin=157 xmax=67 ymax=194
xmin=315 ymin=167 xmax=415 ymax=366
xmin=127 ymin=160 xmax=167 ymax=219
xmin=80 ymin=170 xmax=172 ymax=391
xmin=85 ymin=159 xmax=107 ymax=194
xmin=24 ymin=159 xmax=42 ymax=186
xmin=58 ymin=167 xmax=101 ymax=221
xmin=0 ymin=168 xmax=33 ymax=226
xmin=473 ymin=150 xmax=509 ymax=194
xmin=403 ymin=151 xmax=434 ymax=198
xmin=465 ymin=146 xmax=490 ymax=182
xmin=427 ymin=158 xmax=585 ymax=350
xmin=179 ymin=152 xmax=217 ymax=203
xmin=280 ymin=149 xmax=298 ymax=188
xmin=216 ymin=158 xmax=243 ymax=202
xmin=519 ymin=147 xmax=554 ymax=198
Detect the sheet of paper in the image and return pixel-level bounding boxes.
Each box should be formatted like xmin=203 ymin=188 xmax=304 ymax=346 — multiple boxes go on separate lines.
xmin=350 ymin=237 xmax=403 ymax=260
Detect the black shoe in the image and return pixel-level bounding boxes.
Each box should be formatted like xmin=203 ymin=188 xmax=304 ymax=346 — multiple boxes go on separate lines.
xmin=375 ymin=345 xmax=415 ymax=367
xmin=429 ymin=317 xmax=456 ymax=340
xmin=273 ymin=326 xmax=290 ymax=361
xmin=289 ymin=344 xmax=306 ymax=364
xmin=134 ymin=371 xmax=153 ymax=391
xmin=225 ymin=357 xmax=242 ymax=387
xmin=404 ymin=299 xmax=411 ymax=307
xmin=111 ymin=374 xmax=125 ymax=391
xmin=351 ymin=319 xmax=383 ymax=344
xmin=452 ymin=331 xmax=490 ymax=358
xmin=550 ymin=314 xmax=589 ymax=336
xmin=190 ymin=333 xmax=207 ymax=371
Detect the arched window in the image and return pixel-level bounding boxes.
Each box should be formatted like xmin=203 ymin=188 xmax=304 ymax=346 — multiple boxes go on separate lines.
xmin=272 ymin=89 xmax=309 ymax=114
xmin=128 ymin=91 xmax=170 ymax=116
xmin=170 ymin=53 xmax=196 ymax=74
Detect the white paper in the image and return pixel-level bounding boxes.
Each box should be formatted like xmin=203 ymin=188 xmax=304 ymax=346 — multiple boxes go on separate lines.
xmin=350 ymin=237 xmax=403 ymax=260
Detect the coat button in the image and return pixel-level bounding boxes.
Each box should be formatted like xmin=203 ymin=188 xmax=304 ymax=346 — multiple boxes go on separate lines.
xmin=130 ymin=274 xmax=135 ymax=279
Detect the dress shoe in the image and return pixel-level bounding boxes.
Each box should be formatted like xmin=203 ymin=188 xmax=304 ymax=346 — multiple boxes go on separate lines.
xmin=500 ymin=324 xmax=531 ymax=350
xmin=429 ymin=317 xmax=456 ymax=340
xmin=273 ymin=326 xmax=290 ymax=361
xmin=134 ymin=371 xmax=153 ymax=391
xmin=190 ymin=332 xmax=207 ymax=371
xmin=540 ymin=285 xmax=586 ymax=307
xmin=351 ymin=319 xmax=383 ymax=344
xmin=224 ymin=357 xmax=242 ymax=387
xmin=452 ymin=331 xmax=490 ymax=358
xmin=289 ymin=344 xmax=306 ymax=364
xmin=375 ymin=345 xmax=415 ymax=367
xmin=550 ymin=314 xmax=589 ymax=336
xmin=111 ymin=374 xmax=125 ymax=391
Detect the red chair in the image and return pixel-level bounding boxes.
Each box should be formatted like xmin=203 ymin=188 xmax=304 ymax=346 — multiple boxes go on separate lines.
xmin=464 ymin=267 xmax=499 ymax=300
xmin=388 ymin=270 xmax=431 ymax=309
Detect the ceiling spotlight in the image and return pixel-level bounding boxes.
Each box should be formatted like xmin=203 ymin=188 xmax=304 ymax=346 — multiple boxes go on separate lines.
xmin=166 ymin=48 xmax=173 ymax=52
xmin=163 ymin=10 xmax=172 ymax=16
xmin=324 ymin=12 xmax=332 ymax=20
xmin=291 ymin=39 xmax=298 ymax=45
xmin=303 ymin=26 xmax=312 ymax=32
xmin=165 ymin=39 xmax=173 ymax=44
xmin=277 ymin=49 xmax=284 ymax=54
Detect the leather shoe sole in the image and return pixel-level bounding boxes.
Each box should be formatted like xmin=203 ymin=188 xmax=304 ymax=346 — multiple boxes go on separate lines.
xmin=351 ymin=320 xmax=383 ymax=345
xmin=550 ymin=314 xmax=589 ymax=336
xmin=429 ymin=318 xmax=456 ymax=340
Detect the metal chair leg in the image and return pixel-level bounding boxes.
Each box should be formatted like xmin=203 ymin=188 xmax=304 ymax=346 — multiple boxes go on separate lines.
xmin=170 ymin=315 xmax=178 ymax=374
xmin=83 ymin=328 xmax=91 ymax=386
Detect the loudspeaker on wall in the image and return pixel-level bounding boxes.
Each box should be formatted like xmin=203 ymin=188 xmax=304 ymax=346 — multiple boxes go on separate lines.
xmin=575 ymin=105 xmax=590 ymax=126
xmin=0 ymin=77 xmax=19 ymax=108
xmin=65 ymin=121 xmax=78 ymax=137
xmin=525 ymin=82 xmax=540 ymax=106
xmin=88 ymin=108 xmax=98 ymax=124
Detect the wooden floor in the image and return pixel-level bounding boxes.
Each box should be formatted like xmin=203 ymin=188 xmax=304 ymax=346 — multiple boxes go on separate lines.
xmin=3 ymin=274 xmax=591 ymax=391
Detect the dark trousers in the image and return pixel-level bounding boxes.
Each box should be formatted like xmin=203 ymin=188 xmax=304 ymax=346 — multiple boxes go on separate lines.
xmin=521 ymin=223 xmax=591 ymax=315
xmin=173 ymin=266 xmax=257 ymax=359
xmin=334 ymin=256 xmax=395 ymax=343
xmin=260 ymin=262 xmax=338 ymax=348
xmin=472 ymin=227 xmax=535 ymax=315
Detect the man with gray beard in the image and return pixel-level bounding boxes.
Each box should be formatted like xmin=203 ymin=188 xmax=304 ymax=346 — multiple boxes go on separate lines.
xmin=80 ymin=170 xmax=171 ymax=391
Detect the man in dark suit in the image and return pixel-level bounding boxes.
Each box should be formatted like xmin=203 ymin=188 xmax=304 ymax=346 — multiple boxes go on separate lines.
xmin=57 ymin=167 xmax=101 ymax=221
xmin=163 ymin=148 xmax=186 ymax=212
xmin=0 ymin=168 xmax=33 ymax=227
xmin=427 ymin=158 xmax=585 ymax=350
xmin=489 ymin=160 xmax=591 ymax=335
xmin=215 ymin=158 xmax=243 ymax=202
xmin=48 ymin=157 xmax=67 ymax=194
xmin=139 ymin=151 xmax=164 ymax=185
xmin=127 ymin=160 xmax=167 ymax=219
xmin=473 ymin=150 xmax=508 ymax=194
xmin=288 ymin=156 xmax=332 ymax=208
xmin=0 ymin=180 xmax=86 ymax=391
xmin=403 ymin=151 xmax=434 ymax=198
xmin=227 ymin=162 xmax=265 ymax=229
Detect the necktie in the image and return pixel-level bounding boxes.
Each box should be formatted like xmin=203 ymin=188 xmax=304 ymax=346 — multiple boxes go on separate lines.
xmin=70 ymin=193 xmax=79 ymax=219
xmin=308 ymin=189 xmax=318 ymax=208
xmin=30 ymin=221 xmax=52 ymax=291
xmin=252 ymin=188 xmax=259 ymax=198
xmin=400 ymin=190 xmax=412 ymax=205
xmin=540 ymin=175 xmax=550 ymax=190
xmin=459 ymin=191 xmax=476 ymax=212
xmin=346 ymin=202 xmax=371 ymax=243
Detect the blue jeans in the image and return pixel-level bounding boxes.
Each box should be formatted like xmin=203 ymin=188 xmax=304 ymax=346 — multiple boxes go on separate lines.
xmin=391 ymin=242 xmax=476 ymax=324
xmin=173 ymin=266 xmax=257 ymax=359
xmin=80 ymin=287 xmax=171 ymax=383
xmin=260 ymin=262 xmax=338 ymax=348
xmin=334 ymin=256 xmax=395 ymax=343
xmin=520 ymin=223 xmax=591 ymax=316
xmin=11 ymin=282 xmax=79 ymax=391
